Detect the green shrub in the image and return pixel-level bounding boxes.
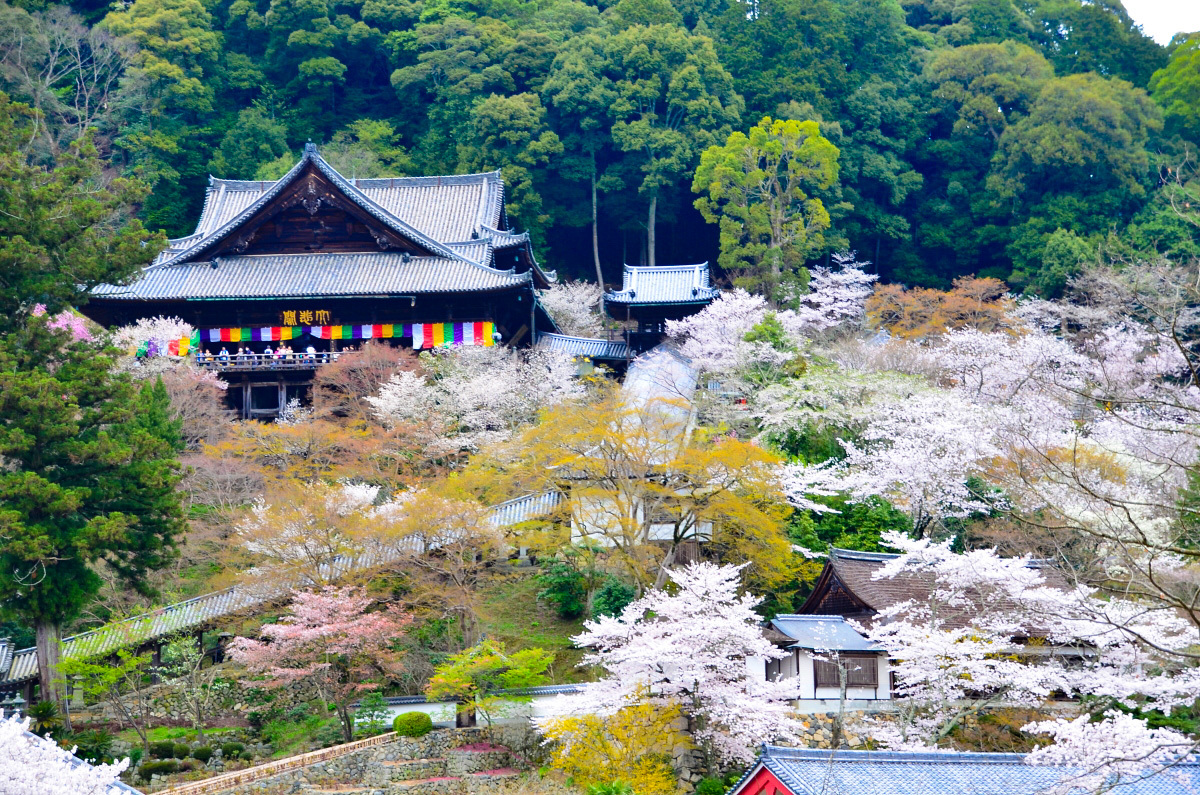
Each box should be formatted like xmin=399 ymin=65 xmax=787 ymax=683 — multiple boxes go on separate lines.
xmin=72 ymin=729 xmax=114 ymax=764
xmin=536 ymin=560 xmax=586 ymax=619
xmin=138 ymin=760 xmax=179 ymax=781
xmin=695 ymin=777 xmax=726 ymax=795
xmin=392 ymin=711 xmax=433 ymax=737
xmin=149 ymin=741 xmax=176 ymax=759
xmin=586 ymin=781 xmax=634 ymax=795
xmin=355 ymin=691 xmax=391 ymax=737
xmin=190 ymin=745 xmax=213 ymax=763
xmin=179 ymin=759 xmax=199 ymax=772
xmin=173 ymin=742 xmax=191 ymax=759
xmin=315 ymin=719 xmax=344 ymax=747
xmin=592 ymin=577 xmax=635 ymax=618
xmin=220 ymin=741 xmax=246 ymax=759
xmin=285 ymin=704 xmax=310 ymax=722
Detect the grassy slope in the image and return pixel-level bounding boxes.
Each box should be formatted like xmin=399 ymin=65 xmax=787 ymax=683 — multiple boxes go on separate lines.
xmin=478 ymin=571 xmax=591 ymax=684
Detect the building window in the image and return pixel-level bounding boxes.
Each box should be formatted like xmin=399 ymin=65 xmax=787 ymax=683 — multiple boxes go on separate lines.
xmin=766 ymin=657 xmax=783 ymax=681
xmin=813 ymin=655 xmax=879 ymax=688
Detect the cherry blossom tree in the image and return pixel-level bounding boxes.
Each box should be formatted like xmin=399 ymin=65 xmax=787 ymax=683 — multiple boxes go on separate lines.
xmin=539 ymin=280 xmax=605 ymax=337
xmin=366 ymin=346 xmax=583 ymax=458
xmin=228 ymin=586 xmax=412 ymax=741
xmin=787 ymin=252 xmax=877 ymax=335
xmin=0 ymin=712 xmax=130 ymax=795
xmin=32 ymin=304 xmax=92 ymax=342
xmin=236 ymin=481 xmax=382 ymax=586
xmin=540 ymin=562 xmax=799 ymax=769
xmin=855 ymin=531 xmax=1199 ymax=784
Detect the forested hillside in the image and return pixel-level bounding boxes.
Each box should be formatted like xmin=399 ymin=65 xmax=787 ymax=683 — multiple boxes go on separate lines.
xmin=2 ymin=0 xmax=1197 ymax=290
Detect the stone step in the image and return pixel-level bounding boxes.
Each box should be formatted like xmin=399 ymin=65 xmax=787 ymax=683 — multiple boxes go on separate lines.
xmin=445 ymin=744 xmax=511 ymax=777
xmin=387 ymin=775 xmax=465 ymax=795
xmin=464 ymin=768 xmax=521 ymax=794
xmin=366 ymin=757 xmax=449 ymax=785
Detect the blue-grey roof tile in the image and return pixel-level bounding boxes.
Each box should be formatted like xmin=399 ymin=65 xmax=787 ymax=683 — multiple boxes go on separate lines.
xmin=769 ymin=615 xmax=883 ymax=652
xmin=739 ymin=746 xmax=1200 ymax=795
xmin=537 ymin=332 xmax=630 ymax=361
xmin=606 ymin=263 xmax=720 ymax=305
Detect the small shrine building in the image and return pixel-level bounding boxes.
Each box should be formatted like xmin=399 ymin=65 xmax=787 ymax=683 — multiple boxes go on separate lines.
xmin=605 ymin=262 xmax=721 ymax=353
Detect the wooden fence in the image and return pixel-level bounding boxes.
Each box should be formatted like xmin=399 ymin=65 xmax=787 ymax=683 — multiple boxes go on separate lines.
xmin=159 ymin=731 xmax=398 ymax=795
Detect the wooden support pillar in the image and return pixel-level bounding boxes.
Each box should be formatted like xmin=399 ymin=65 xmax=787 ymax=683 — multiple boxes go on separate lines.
xmin=242 ymin=383 xmax=252 ymax=419
xmin=278 ymin=381 xmax=287 ymax=414
xmin=150 ymin=642 xmax=163 ymax=684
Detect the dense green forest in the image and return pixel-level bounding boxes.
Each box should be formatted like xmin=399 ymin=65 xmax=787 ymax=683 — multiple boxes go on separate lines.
xmin=1 ymin=0 xmax=1198 ymax=289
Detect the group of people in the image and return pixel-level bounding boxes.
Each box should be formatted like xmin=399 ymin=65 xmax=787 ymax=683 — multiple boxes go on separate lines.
xmin=197 ymin=343 xmax=327 ymax=367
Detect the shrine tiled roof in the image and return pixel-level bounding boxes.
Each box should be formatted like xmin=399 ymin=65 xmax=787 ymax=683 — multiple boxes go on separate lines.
xmin=157 ymin=144 xmax=466 ymax=267
xmin=734 ymin=747 xmax=1200 ymax=795
xmin=769 ymin=614 xmax=884 ymax=652
xmin=537 ymin=332 xmax=631 ymax=361
xmin=606 ymin=263 xmax=721 ymax=305
xmin=195 ymin=171 xmax=505 ymax=247
xmin=798 ymin=548 xmax=1072 ymax=629
xmin=92 ymin=251 xmax=530 ymax=301
xmin=141 ymin=146 xmax=555 ymax=287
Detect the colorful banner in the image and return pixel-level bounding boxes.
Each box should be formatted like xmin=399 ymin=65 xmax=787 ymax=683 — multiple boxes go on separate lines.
xmin=409 ymin=322 xmax=495 ymax=350
xmin=198 ymin=322 xmax=496 ymax=348
xmin=205 ymin=326 xmax=304 ymax=343
xmin=138 ymin=331 xmax=197 ymax=358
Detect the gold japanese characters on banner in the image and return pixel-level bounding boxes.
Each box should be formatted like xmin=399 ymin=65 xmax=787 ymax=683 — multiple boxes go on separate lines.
xmin=280 ymin=309 xmax=332 ymax=326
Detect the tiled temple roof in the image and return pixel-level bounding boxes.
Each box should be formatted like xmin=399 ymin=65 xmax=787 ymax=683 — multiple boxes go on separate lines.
xmin=92 ymin=251 xmax=530 ymax=301
xmin=537 ymin=332 xmax=630 ymax=361
xmin=97 ymin=144 xmax=555 ymax=301
xmin=732 ymin=746 xmax=1200 ymax=795
xmin=605 ymin=263 xmax=720 ymax=305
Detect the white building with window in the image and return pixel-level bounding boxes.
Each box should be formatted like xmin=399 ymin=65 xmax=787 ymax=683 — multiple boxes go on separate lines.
xmin=749 ymin=614 xmax=892 ymax=713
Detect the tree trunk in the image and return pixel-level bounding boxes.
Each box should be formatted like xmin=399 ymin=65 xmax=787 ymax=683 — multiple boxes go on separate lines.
xmin=592 ymin=157 xmax=605 ymax=311
xmin=652 ymin=544 xmax=677 ymax=590
xmin=339 ymin=703 xmax=354 ymax=742
xmin=647 ymin=195 xmax=657 ymax=267
xmin=36 ymin=619 xmax=70 ymax=731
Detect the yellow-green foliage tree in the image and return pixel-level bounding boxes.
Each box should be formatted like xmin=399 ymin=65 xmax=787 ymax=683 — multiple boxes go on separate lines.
xmin=426 ymin=639 xmax=553 ymax=728
xmin=487 ymin=385 xmax=794 ymax=591
xmin=540 ymin=703 xmax=689 ymax=795
xmin=693 ymin=116 xmax=840 ymax=305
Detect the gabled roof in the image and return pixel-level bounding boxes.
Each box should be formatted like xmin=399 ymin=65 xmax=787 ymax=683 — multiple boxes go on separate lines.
xmin=92 ymin=251 xmax=531 ymax=301
xmin=144 ymin=148 xmax=557 ymax=288
xmin=731 ymin=747 xmax=1200 ymax=795
xmin=606 ymin=263 xmax=720 ymax=305
xmin=797 ymin=548 xmax=1071 ymax=629
xmin=159 ymin=143 xmax=467 ymax=267
xmin=537 ymin=332 xmax=631 ymax=361
xmin=769 ymin=614 xmax=883 ymax=652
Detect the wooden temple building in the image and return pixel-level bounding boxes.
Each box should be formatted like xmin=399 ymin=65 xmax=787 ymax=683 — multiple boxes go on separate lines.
xmin=85 ymin=143 xmax=558 ymax=417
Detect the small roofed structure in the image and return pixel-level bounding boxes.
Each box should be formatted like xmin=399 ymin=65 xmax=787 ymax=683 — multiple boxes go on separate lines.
xmin=751 ymin=615 xmax=890 ymax=707
xmin=728 ymin=746 xmax=1200 ymax=795
xmin=605 ymin=263 xmax=720 ymax=353
xmin=536 ymin=331 xmax=632 ymax=372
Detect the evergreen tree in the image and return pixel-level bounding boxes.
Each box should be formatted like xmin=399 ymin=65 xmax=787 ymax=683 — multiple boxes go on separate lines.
xmin=0 ymin=320 xmax=185 ymax=722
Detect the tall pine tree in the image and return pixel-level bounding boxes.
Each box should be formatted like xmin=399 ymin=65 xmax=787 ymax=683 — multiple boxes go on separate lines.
xmin=0 ymin=296 xmax=184 ymax=723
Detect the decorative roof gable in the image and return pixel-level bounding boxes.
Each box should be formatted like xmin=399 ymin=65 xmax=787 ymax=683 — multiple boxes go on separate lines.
xmin=160 ymin=144 xmax=465 ymax=267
